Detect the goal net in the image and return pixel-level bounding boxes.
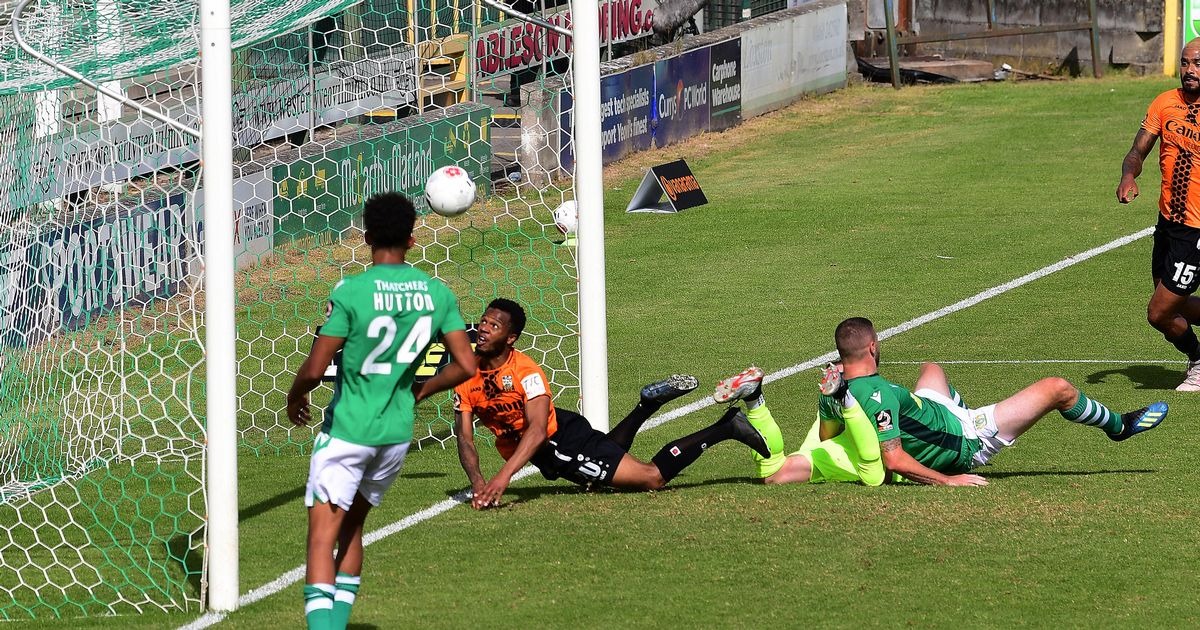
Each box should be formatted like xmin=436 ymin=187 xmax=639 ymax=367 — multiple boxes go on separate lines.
xmin=0 ymin=0 xmax=581 ymax=617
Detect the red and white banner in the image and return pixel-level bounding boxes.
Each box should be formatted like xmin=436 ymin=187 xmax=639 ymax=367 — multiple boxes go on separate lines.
xmin=475 ymin=0 xmax=657 ymax=77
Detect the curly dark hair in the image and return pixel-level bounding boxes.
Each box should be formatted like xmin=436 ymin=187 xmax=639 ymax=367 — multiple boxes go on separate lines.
xmin=487 ymin=298 xmax=527 ymax=339
xmin=362 ymin=192 xmax=416 ymax=249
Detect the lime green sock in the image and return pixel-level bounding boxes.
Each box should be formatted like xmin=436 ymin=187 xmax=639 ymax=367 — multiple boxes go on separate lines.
xmin=304 ymin=583 xmax=335 ymax=630
xmin=1061 ymin=391 xmax=1122 ymax=435
xmin=746 ymin=405 xmax=786 ymax=478
xmin=331 ymin=572 xmax=360 ymax=630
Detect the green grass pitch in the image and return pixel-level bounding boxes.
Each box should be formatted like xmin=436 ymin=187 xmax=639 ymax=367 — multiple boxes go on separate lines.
xmin=36 ymin=74 xmax=1200 ymax=628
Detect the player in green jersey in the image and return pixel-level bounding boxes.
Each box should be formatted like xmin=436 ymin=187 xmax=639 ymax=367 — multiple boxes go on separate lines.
xmin=286 ymin=192 xmax=478 ymax=630
xmin=828 ymin=317 xmax=1167 ymax=485
xmin=723 ymin=317 xmax=1169 ymax=487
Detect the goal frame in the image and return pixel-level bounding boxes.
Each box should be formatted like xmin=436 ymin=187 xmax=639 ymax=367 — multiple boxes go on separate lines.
xmin=8 ymin=0 xmax=607 ymax=611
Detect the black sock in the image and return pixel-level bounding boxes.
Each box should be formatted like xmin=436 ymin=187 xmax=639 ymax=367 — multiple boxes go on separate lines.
xmin=650 ymin=419 xmax=737 ymax=484
xmin=744 ymin=385 xmax=764 ymax=410
xmin=605 ymin=402 xmax=658 ymax=451
xmin=1166 ymin=327 xmax=1200 ymax=361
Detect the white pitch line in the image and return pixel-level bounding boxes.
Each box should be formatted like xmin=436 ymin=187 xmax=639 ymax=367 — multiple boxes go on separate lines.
xmin=640 ymin=226 xmax=1155 ymax=433
xmin=179 ymin=476 xmax=543 ymax=629
xmin=179 ymin=225 xmax=1152 ymax=629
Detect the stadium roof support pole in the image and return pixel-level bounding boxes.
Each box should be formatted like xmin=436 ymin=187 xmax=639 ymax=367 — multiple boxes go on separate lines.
xmin=1086 ymin=0 xmax=1102 ymax=79
xmin=883 ymin=0 xmax=901 ymax=89
xmin=571 ymin=0 xmax=610 ymax=430
xmin=200 ymin=0 xmax=239 ymax=612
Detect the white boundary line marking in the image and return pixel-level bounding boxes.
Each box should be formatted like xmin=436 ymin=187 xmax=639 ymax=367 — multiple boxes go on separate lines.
xmin=179 ymin=226 xmax=1153 ymax=629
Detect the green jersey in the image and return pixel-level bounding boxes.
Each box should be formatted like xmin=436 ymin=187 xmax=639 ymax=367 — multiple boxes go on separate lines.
xmin=846 ymin=373 xmax=981 ymax=474
xmin=319 ymin=263 xmax=466 ymax=446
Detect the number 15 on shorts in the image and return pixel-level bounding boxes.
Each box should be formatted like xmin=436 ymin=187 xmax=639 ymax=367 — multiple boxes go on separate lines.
xmin=1173 ymin=262 xmax=1197 ymax=286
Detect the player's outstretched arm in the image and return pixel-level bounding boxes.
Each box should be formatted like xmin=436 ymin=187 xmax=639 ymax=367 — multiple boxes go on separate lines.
xmin=414 ymin=330 xmax=478 ymax=404
xmin=454 ymin=410 xmax=488 ymax=504
xmin=880 ymin=438 xmax=987 ymax=487
xmin=474 ymin=395 xmax=550 ymax=509
xmin=286 ymin=335 xmax=345 ymax=426
xmin=1117 ymin=129 xmax=1158 ymax=203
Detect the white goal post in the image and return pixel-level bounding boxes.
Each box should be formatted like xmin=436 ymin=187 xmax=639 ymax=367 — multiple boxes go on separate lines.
xmin=569 ymin=0 xmax=610 ymax=433
xmin=196 ymin=0 xmax=239 ymax=612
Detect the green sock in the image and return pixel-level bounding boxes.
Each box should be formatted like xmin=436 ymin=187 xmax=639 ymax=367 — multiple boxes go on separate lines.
xmin=746 ymin=404 xmax=786 ymax=477
xmin=304 ymin=583 xmax=335 ymax=630
xmin=1060 ymin=391 xmax=1122 ymax=435
xmin=332 ymin=572 xmax=360 ymax=630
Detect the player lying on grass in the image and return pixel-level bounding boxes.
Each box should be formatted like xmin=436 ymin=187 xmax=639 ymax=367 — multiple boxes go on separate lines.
xmin=286 ymin=192 xmax=478 ymax=630
xmin=718 ymin=317 xmax=1169 ymax=487
xmin=454 ymin=298 xmax=771 ymax=508
xmin=711 ymin=363 xmax=894 ymax=486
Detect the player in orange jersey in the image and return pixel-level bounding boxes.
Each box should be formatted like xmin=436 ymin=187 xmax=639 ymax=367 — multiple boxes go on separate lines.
xmin=1118 ymin=38 xmax=1200 ymax=390
xmin=453 ymin=299 xmax=770 ymax=508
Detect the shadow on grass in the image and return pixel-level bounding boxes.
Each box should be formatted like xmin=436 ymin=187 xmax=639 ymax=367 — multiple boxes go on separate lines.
xmin=444 ymin=476 xmax=760 ymax=507
xmin=981 ymin=469 xmax=1156 ymax=479
xmin=241 ymin=475 xmax=444 ymax=522
xmin=1086 ymin=365 xmax=1182 ymax=390
xmin=663 ymin=476 xmax=760 ymax=490
xmin=503 ymin=476 xmax=759 ymax=498
xmin=348 ymin=624 xmax=379 ymax=630
xmin=167 ymin=531 xmax=204 ymax=595
xmin=241 ymin=485 xmax=305 ymax=521
xmin=443 ymin=483 xmax=583 ymax=506
xmin=401 ymin=471 xmax=446 ymax=479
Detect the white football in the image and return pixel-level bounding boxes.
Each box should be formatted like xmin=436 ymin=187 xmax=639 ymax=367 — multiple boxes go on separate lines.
xmin=424 ymin=165 xmax=477 ymax=217
xmin=552 ymin=200 xmax=577 ymax=235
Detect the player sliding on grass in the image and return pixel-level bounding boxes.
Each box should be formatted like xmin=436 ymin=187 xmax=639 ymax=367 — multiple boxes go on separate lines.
xmin=717 ymin=317 xmax=1169 ymax=486
xmin=286 ymin=193 xmax=478 ymax=630
xmin=454 ymin=299 xmax=771 ymax=508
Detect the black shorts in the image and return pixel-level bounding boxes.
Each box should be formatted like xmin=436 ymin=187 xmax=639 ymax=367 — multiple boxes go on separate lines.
xmin=529 ymin=408 xmax=626 ymax=487
xmin=1152 ymin=216 xmax=1200 ymax=296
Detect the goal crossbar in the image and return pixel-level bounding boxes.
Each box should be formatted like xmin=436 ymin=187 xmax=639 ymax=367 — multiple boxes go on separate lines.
xmin=10 ymin=0 xmax=202 ymax=138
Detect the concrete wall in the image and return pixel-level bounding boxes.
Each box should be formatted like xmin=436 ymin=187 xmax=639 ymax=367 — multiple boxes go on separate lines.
xmin=904 ymin=0 xmax=1164 ymax=74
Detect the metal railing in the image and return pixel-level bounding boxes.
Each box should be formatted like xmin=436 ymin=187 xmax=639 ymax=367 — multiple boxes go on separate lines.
xmin=881 ymin=0 xmax=1102 ymax=89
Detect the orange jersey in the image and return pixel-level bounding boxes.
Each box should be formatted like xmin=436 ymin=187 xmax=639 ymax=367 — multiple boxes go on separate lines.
xmin=453 ymin=350 xmax=557 ymax=459
xmin=1143 ymin=89 xmax=1200 ymax=227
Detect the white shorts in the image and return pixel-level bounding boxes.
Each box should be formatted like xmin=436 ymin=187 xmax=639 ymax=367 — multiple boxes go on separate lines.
xmin=305 ymin=433 xmax=410 ymax=510
xmin=913 ymin=388 xmax=1013 ymax=468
